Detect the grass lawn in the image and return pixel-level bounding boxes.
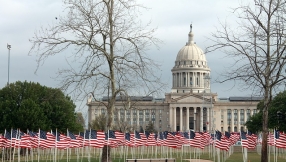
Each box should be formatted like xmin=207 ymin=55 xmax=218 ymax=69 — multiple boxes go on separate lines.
xmin=2 ymin=147 xmax=286 ymax=162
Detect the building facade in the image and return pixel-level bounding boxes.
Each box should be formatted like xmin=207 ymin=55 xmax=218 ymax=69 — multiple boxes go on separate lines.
xmin=87 ymin=26 xmax=261 ymax=133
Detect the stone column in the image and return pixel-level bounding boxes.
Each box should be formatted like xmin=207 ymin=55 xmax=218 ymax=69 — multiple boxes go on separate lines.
xmin=194 ymin=108 xmax=197 ymax=131
xmin=194 ymin=72 xmax=197 ymax=87
xmin=137 ymin=110 xmax=139 ymax=126
xmin=231 ymin=110 xmax=234 ymax=132
xmin=193 ymin=73 xmax=195 ymax=87
xmin=186 ymin=72 xmax=188 ymax=87
xmin=118 ymin=109 xmax=120 ymax=122
xmin=179 ymin=73 xmax=181 ymax=87
xmin=173 ymin=107 xmax=176 ymax=131
xmin=238 ymin=110 xmax=240 ymax=131
xmin=180 ymin=107 xmax=183 ymax=131
xmin=131 ymin=109 xmax=133 ymax=125
xmin=143 ymin=110 xmax=146 ymax=128
xmin=186 ymin=107 xmax=189 ymax=131
xmin=124 ymin=110 xmax=126 ymax=122
xmin=169 ymin=107 xmax=173 ymax=131
xmin=244 ymin=109 xmax=247 ymax=131
xmin=200 ymin=107 xmax=203 ymax=132
xmin=207 ymin=107 xmax=210 ymax=131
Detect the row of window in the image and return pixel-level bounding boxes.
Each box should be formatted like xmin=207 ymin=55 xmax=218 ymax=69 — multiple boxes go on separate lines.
xmin=97 ymin=109 xmax=163 ymax=114
xmin=225 ymin=109 xmax=257 ymax=114
xmin=221 ymin=126 xmax=245 ymax=132
xmin=176 ymin=60 xmax=206 ymax=66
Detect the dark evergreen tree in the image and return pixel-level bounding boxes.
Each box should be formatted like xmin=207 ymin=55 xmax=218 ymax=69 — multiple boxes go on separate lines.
xmin=246 ymin=91 xmax=286 ymax=133
xmin=0 ymin=81 xmax=83 ymax=133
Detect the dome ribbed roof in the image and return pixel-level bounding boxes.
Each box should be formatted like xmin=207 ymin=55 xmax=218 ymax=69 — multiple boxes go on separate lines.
xmin=175 ymin=32 xmax=206 ymax=62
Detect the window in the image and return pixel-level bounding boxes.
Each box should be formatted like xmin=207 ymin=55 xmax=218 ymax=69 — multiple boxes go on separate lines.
xmin=234 ymin=109 xmax=238 ymax=121
xmin=145 ymin=110 xmax=149 ymax=115
xmin=247 ymin=109 xmax=251 ymax=121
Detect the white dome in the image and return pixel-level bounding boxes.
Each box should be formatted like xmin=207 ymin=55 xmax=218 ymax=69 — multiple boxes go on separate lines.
xmin=176 ymin=32 xmax=206 ymax=62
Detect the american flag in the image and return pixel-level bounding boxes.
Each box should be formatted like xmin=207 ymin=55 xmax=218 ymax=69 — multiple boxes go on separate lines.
xmin=275 ymin=131 xmax=286 ymax=148
xmin=229 ymin=132 xmax=240 ymax=145
xmin=57 ymin=134 xmax=70 ymax=149
xmin=189 ymin=131 xmax=202 ymax=148
xmin=90 ymin=130 xmax=104 ymax=148
xmin=114 ymin=131 xmax=125 ymax=146
xmin=267 ymin=132 xmax=275 ymax=146
xmin=105 ymin=130 xmax=117 ymax=147
xmin=44 ymin=132 xmax=56 ymax=148
xmin=52 ymin=130 xmax=60 ymax=141
xmin=67 ymin=131 xmax=76 ymax=139
xmin=201 ymin=132 xmax=212 ymax=148
xmin=129 ymin=131 xmax=142 ymax=147
xmin=125 ymin=132 xmax=131 ymax=146
xmin=182 ymin=132 xmax=191 ymax=145
xmin=0 ymin=134 xmax=8 ymax=147
xmin=67 ymin=131 xmax=79 ymax=148
xmin=146 ymin=133 xmax=157 ymax=146
xmin=19 ymin=133 xmax=31 ymax=148
xmin=241 ymin=131 xmax=248 ymax=148
xmin=246 ymin=131 xmax=257 ymax=149
xmin=156 ymin=132 xmax=165 ymax=146
xmin=165 ymin=132 xmax=178 ymax=148
xmin=145 ymin=131 xmax=150 ymax=139
xmin=215 ymin=131 xmax=230 ymax=151
xmin=28 ymin=130 xmax=38 ymax=148
xmin=139 ymin=132 xmax=147 ymax=146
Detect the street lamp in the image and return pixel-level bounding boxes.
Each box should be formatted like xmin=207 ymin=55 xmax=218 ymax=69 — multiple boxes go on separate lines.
xmin=7 ymin=44 xmax=11 ymax=86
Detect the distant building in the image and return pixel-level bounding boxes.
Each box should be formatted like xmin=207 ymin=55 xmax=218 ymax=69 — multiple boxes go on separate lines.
xmin=87 ymin=26 xmax=261 ymax=132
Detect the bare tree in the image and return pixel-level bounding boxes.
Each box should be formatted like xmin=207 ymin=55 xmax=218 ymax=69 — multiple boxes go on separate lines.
xmin=207 ymin=1 xmax=286 ymax=162
xmin=29 ymin=0 xmax=163 ymax=161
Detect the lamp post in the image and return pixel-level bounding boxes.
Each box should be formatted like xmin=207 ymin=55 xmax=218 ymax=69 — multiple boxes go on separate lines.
xmin=7 ymin=44 xmax=11 ymax=86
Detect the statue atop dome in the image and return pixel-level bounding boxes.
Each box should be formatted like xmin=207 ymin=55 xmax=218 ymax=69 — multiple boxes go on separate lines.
xmin=190 ymin=24 xmax=192 ymax=32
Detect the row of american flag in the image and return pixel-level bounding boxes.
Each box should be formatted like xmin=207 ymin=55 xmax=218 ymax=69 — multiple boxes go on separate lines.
xmin=0 ymin=129 xmax=285 ymax=150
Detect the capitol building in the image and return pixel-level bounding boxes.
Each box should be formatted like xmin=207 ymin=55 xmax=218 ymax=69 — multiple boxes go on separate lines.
xmin=87 ymin=26 xmax=261 ymax=133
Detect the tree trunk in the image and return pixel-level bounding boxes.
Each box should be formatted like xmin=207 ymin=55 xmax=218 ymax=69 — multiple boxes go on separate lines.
xmin=101 ymin=145 xmax=111 ymax=162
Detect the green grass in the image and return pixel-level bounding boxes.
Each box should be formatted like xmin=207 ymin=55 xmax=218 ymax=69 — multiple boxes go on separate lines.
xmin=2 ymin=147 xmax=286 ymax=162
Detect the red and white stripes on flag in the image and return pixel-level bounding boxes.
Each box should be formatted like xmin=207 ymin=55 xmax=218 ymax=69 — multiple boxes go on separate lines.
xmin=0 ymin=129 xmax=263 ymax=150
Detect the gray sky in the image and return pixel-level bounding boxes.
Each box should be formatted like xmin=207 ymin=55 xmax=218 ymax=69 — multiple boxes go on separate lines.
xmin=1 ymin=0 xmax=256 ymax=120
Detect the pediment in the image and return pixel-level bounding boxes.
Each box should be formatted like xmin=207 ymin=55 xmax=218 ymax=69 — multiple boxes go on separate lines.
xmin=170 ymin=93 xmax=211 ymax=103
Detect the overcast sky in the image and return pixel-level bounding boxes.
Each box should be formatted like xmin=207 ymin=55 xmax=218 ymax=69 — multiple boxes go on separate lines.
xmin=0 ymin=0 xmax=256 ymax=119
